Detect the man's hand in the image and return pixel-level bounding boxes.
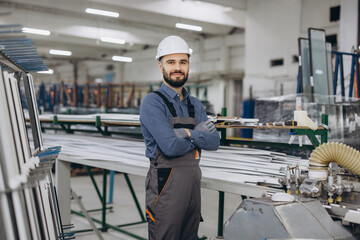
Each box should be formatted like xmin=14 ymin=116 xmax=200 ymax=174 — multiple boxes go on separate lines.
xmin=194 ymin=119 xmax=217 ymax=133
xmin=173 ymin=128 xmax=191 ymax=138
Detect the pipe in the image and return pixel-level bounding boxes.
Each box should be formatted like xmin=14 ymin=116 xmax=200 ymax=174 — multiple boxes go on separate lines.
xmin=308 ymin=142 xmax=360 ymax=180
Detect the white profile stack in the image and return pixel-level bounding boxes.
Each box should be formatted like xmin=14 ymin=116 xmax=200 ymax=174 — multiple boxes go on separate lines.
xmin=0 ymin=69 xmax=66 ymax=240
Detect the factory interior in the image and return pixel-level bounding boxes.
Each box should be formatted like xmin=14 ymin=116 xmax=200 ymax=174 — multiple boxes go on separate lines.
xmin=1 ymin=0 xmax=360 ymax=239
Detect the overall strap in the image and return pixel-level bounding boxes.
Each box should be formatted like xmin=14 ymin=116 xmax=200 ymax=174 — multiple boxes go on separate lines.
xmin=187 ymin=97 xmax=195 ymax=118
xmin=153 ymin=91 xmax=195 ymax=118
xmin=153 ymin=91 xmax=177 ymax=117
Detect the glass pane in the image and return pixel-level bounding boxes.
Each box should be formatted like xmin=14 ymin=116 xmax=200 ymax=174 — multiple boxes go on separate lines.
xmin=299 ymin=38 xmax=312 ymax=102
xmin=309 ymin=28 xmax=330 ymax=103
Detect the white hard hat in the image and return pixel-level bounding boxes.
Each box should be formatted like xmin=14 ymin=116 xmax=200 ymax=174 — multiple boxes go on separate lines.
xmin=156 ymin=36 xmax=191 ymax=60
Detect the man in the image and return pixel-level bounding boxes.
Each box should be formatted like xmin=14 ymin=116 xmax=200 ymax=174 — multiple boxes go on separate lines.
xmin=140 ymin=35 xmax=220 ymax=240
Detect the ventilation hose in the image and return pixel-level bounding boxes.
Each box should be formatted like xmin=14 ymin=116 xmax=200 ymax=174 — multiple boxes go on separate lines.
xmin=308 ymin=142 xmax=360 ymax=180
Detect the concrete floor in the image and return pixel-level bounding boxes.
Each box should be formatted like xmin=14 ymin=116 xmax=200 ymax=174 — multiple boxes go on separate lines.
xmin=68 ymin=172 xmax=243 ymax=240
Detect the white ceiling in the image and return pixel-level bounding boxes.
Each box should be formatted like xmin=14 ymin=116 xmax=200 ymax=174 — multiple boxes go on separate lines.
xmin=0 ymin=0 xmax=246 ymax=64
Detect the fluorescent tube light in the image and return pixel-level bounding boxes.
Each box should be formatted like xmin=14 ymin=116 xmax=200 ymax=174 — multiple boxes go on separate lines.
xmin=85 ymin=8 xmax=119 ymax=18
xmin=101 ymin=37 xmax=125 ymax=45
xmin=175 ymin=23 xmax=202 ymax=32
xmin=37 ymin=69 xmax=54 ymax=74
xmin=22 ymin=27 xmax=50 ymax=36
xmin=49 ymin=49 xmax=72 ymax=56
xmin=112 ymin=56 xmax=132 ymax=62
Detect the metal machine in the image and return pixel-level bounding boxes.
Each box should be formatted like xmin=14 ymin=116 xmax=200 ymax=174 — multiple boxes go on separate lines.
xmin=224 ymin=142 xmax=360 ymax=239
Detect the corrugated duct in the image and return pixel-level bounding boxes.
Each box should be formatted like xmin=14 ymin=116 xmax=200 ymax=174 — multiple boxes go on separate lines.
xmin=309 ymin=142 xmax=360 ymax=175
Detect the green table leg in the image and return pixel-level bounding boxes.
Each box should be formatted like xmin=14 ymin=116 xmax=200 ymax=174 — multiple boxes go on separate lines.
xmin=321 ymin=114 xmax=328 ymax=144
xmin=101 ymin=169 xmax=108 ymax=232
xmin=218 ymin=191 xmax=224 ymax=237
xmin=123 ymin=173 xmax=146 ymax=222
xmin=86 ymin=166 xmax=103 ymax=202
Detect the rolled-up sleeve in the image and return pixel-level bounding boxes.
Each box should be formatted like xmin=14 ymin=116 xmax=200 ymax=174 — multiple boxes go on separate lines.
xmin=140 ymin=95 xmax=195 ymax=158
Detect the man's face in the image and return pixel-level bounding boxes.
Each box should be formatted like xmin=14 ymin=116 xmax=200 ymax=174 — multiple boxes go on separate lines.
xmin=158 ymin=53 xmax=189 ymax=88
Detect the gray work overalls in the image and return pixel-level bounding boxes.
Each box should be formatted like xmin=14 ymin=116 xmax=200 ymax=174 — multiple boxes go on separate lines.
xmin=145 ymin=91 xmax=202 ymax=240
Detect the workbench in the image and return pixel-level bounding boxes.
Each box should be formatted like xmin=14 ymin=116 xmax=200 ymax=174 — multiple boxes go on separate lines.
xmin=52 ymin=133 xmax=304 ymax=239
xmin=37 ymin=113 xmax=329 ymax=238
xmin=32 ymin=113 xmax=328 ymax=150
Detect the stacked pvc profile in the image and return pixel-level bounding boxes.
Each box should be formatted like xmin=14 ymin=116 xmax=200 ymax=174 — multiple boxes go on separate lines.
xmin=0 ymin=69 xmax=66 ymax=239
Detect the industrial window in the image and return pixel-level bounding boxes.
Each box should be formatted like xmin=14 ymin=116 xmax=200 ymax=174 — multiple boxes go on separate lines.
xmin=330 ymin=6 xmax=340 ymax=22
xmin=326 ymin=34 xmax=337 ymax=49
xmin=270 ymin=58 xmax=284 ymax=67
xmin=292 ymin=55 xmax=299 ymax=63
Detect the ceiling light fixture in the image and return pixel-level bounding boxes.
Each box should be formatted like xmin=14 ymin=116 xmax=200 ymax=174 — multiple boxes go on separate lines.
xmin=49 ymin=49 xmax=72 ymax=56
xmin=101 ymin=37 xmax=125 ymax=45
xmin=85 ymin=8 xmax=119 ymax=18
xmin=22 ymin=27 xmax=50 ymax=36
xmin=112 ymin=56 xmax=132 ymax=62
xmin=175 ymin=23 xmax=202 ymax=32
xmin=189 ymin=48 xmax=193 ymax=54
xmin=37 ymin=69 xmax=54 ymax=74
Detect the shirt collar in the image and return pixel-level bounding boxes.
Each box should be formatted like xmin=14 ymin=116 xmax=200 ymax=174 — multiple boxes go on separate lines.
xmin=160 ymin=83 xmax=189 ymax=100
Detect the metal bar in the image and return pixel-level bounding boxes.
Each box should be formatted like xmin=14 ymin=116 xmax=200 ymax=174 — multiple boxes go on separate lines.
xmin=108 ymin=171 xmax=115 ymax=204
xmin=332 ymin=51 xmax=360 ymax=56
xmin=86 ymin=166 xmax=103 ymax=203
xmin=340 ymin=54 xmax=345 ymax=97
xmin=321 ymin=114 xmax=328 ymax=144
xmin=217 ymin=191 xmax=224 ymax=237
xmin=220 ymin=108 xmax=228 ymax=146
xmin=292 ymin=129 xmax=322 ymax=147
xmin=123 ymin=173 xmax=146 ymax=222
xmin=356 ymin=56 xmax=360 ymax=99
xmin=224 ymin=139 xmax=315 ymax=150
xmin=71 ymin=190 xmax=104 ymax=240
xmin=85 ymin=206 xmax=113 ymax=213
xmin=71 ymin=210 xmax=146 ymax=240
xmin=23 ymin=73 xmax=42 ymax=149
xmin=306 ymin=134 xmax=320 ymax=147
xmin=101 ymin=169 xmax=108 ymax=232
xmin=350 ymin=55 xmax=356 ymax=97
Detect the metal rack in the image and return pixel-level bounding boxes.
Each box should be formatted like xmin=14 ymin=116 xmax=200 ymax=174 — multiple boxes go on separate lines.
xmin=0 ymin=26 xmax=72 ymax=239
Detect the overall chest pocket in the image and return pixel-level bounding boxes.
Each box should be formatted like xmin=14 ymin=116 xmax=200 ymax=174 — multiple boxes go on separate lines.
xmin=157 ymin=168 xmax=172 ymax=195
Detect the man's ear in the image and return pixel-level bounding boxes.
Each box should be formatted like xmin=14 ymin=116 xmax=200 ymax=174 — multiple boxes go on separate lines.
xmin=158 ymin=61 xmax=163 ymax=73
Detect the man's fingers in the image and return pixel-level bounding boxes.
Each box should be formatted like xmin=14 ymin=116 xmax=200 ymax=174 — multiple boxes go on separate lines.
xmin=205 ymin=119 xmax=212 ymax=125
xmin=209 ymin=125 xmax=216 ymax=132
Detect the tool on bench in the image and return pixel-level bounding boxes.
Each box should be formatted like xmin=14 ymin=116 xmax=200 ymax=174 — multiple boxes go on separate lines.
xmin=266 ymin=120 xmax=297 ymax=127
xmin=208 ymin=116 xmax=259 ymax=126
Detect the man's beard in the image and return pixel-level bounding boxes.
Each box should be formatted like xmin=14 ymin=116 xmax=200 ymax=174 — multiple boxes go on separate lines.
xmin=163 ymin=70 xmax=188 ymax=88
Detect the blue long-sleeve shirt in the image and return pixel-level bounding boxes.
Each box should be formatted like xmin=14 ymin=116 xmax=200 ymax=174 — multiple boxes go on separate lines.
xmin=140 ymin=83 xmax=220 ymax=159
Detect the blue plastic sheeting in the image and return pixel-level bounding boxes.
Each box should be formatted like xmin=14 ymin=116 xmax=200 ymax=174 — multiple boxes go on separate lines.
xmin=242 ymin=99 xmax=255 ymax=138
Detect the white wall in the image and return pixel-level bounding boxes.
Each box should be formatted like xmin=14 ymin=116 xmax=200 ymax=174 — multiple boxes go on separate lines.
xmin=339 ymin=0 xmax=358 ymax=97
